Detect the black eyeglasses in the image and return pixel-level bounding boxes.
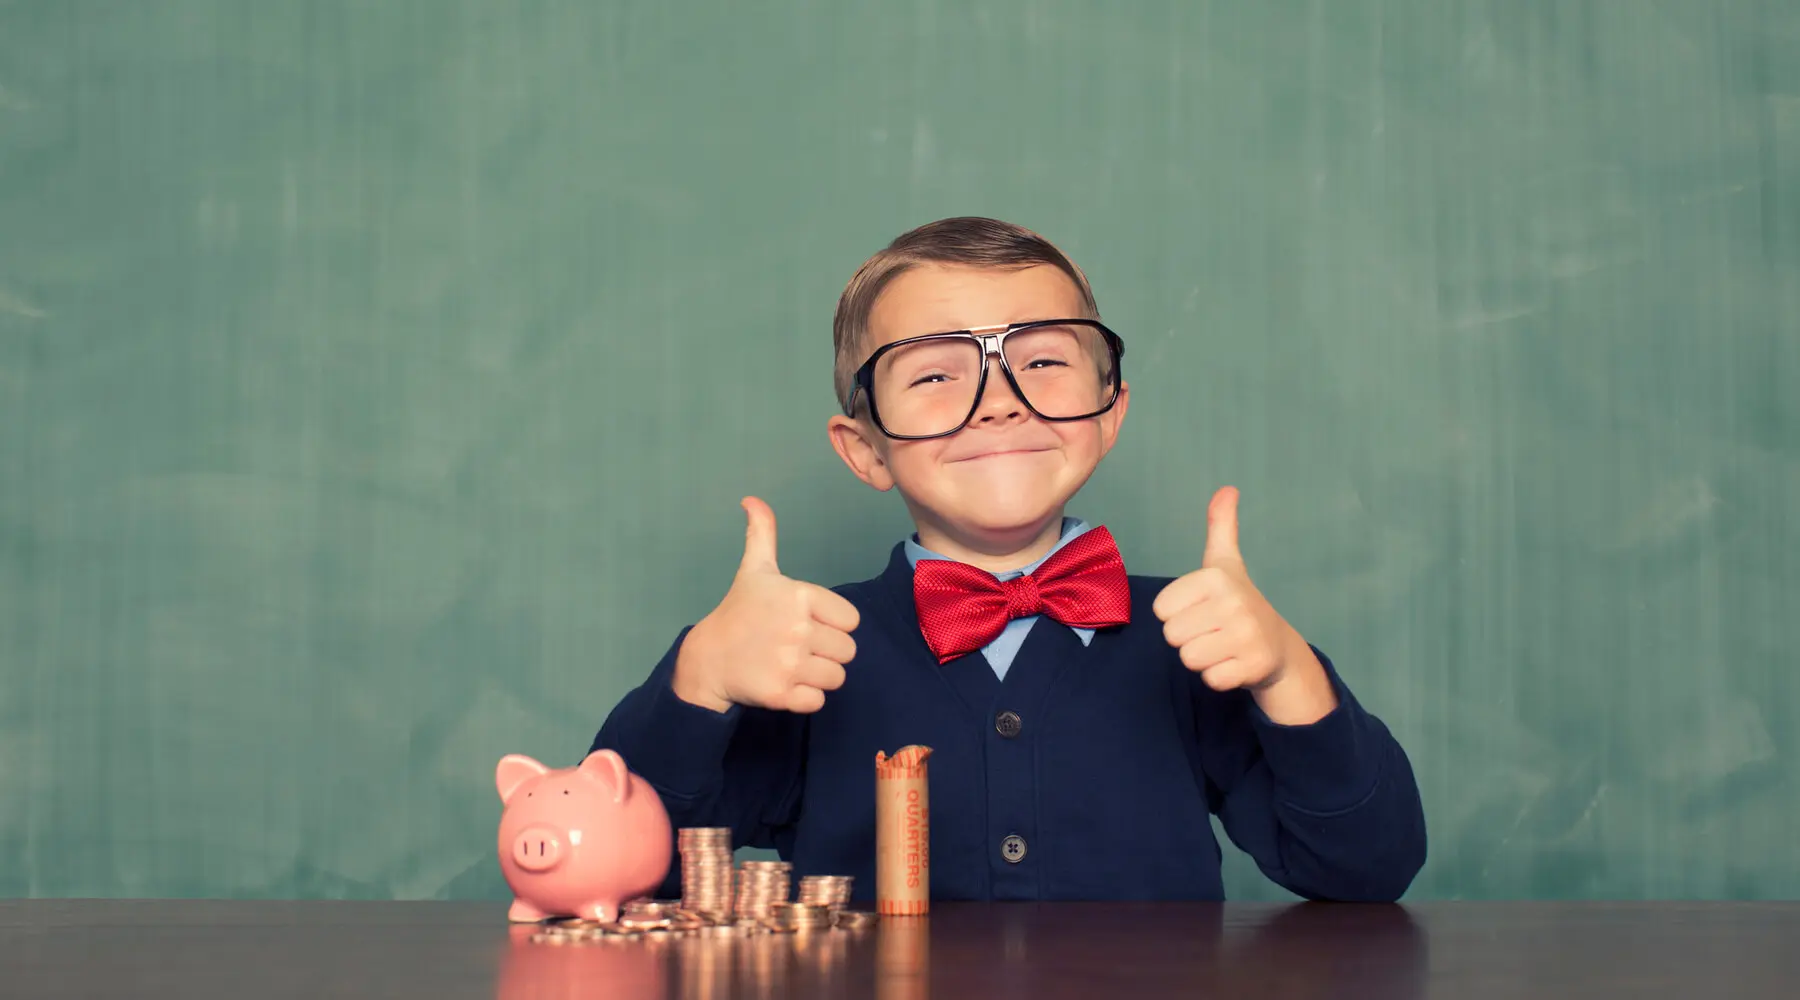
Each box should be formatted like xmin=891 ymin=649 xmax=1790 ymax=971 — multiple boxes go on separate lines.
xmin=845 ymin=319 xmax=1125 ymax=440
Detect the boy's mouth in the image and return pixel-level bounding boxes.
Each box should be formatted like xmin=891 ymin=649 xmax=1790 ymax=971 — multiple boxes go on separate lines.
xmin=949 ymin=445 xmax=1056 ymax=463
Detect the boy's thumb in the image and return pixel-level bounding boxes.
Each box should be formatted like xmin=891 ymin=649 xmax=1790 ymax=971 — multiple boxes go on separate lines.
xmin=1201 ymin=486 xmax=1243 ymax=569
xmin=738 ymin=496 xmax=780 ymax=575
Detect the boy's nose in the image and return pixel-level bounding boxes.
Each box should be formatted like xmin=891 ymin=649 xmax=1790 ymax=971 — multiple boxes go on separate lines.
xmin=971 ymin=361 xmax=1027 ymax=423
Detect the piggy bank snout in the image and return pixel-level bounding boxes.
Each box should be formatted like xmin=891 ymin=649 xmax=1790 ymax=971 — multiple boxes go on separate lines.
xmin=511 ymin=825 xmax=566 ymax=873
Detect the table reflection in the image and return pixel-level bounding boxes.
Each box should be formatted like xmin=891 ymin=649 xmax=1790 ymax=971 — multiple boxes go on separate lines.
xmin=492 ymin=903 xmax=1425 ymax=1000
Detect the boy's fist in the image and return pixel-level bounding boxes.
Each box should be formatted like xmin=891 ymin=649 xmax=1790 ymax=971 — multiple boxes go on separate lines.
xmin=671 ymin=497 xmax=861 ymax=714
xmin=1153 ymin=487 xmax=1334 ymax=723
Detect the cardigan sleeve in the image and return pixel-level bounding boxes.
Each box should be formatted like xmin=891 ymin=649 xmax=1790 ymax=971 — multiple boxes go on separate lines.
xmin=1193 ymin=645 xmax=1427 ymax=901
xmin=589 ymin=626 xmax=807 ymax=879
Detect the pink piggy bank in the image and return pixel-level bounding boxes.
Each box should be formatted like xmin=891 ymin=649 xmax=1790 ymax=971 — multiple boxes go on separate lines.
xmin=495 ymin=749 xmax=673 ymax=923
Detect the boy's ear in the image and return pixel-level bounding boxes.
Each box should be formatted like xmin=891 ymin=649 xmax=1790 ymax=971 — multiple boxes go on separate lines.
xmin=1098 ymin=381 xmax=1131 ymax=455
xmin=827 ymin=414 xmax=895 ymax=492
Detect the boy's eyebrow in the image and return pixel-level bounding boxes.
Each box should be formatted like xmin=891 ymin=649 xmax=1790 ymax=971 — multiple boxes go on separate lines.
xmin=907 ymin=316 xmax=1082 ymax=338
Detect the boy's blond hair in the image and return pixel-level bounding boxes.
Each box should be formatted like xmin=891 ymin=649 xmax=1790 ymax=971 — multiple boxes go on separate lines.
xmin=831 ymin=217 xmax=1100 ymax=412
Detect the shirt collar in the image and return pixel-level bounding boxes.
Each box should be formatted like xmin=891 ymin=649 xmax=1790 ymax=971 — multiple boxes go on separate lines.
xmin=903 ymin=517 xmax=1092 ymax=581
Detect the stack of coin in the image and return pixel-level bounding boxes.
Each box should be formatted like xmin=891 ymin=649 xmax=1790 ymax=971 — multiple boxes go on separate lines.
xmin=525 ymin=904 xmax=876 ymax=945
xmin=832 ymin=910 xmax=879 ymax=931
xmin=796 ymin=875 xmax=854 ymax=912
xmin=734 ymin=859 xmax=792 ymax=921
xmin=765 ymin=902 xmax=833 ymax=933
xmin=619 ymin=899 xmax=681 ymax=932
xmin=678 ymin=827 xmax=735 ymax=922
xmin=532 ymin=917 xmax=626 ymax=943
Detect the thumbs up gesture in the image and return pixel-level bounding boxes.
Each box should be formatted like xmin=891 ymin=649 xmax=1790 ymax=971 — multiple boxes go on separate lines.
xmin=671 ymin=497 xmax=861 ymax=715
xmin=1152 ymin=487 xmax=1336 ymax=723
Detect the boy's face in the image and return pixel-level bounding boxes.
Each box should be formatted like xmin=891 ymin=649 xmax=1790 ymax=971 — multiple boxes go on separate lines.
xmin=827 ymin=263 xmax=1129 ymax=557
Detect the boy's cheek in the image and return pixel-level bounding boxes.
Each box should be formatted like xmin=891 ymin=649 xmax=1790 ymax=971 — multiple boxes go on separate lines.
xmin=879 ymin=442 xmax=943 ymax=486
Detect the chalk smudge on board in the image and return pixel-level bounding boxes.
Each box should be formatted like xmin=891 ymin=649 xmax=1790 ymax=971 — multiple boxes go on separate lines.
xmin=0 ymin=288 xmax=46 ymax=320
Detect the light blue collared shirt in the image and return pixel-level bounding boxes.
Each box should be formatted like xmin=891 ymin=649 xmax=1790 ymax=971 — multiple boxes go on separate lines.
xmin=904 ymin=517 xmax=1096 ymax=681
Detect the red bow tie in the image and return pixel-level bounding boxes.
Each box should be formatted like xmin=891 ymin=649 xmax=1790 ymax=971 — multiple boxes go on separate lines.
xmin=912 ymin=526 xmax=1132 ymax=664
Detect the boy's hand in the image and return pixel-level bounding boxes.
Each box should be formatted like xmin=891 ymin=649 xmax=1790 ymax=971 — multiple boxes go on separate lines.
xmin=671 ymin=497 xmax=861 ymax=714
xmin=1152 ymin=487 xmax=1338 ymax=726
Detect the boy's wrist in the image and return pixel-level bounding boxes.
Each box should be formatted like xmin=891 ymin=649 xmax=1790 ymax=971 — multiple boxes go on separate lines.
xmin=1250 ymin=634 xmax=1338 ymax=726
xmin=671 ymin=621 xmax=734 ymax=714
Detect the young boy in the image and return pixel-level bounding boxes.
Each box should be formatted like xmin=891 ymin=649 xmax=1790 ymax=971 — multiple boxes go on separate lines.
xmin=591 ymin=217 xmax=1426 ymax=902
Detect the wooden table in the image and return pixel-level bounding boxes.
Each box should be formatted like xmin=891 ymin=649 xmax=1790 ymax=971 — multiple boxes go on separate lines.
xmin=3 ymin=900 xmax=1796 ymax=998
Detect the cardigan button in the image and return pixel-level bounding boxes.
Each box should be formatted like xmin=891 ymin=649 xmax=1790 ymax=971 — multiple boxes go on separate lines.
xmin=995 ymin=710 xmax=1023 ymax=738
xmin=1001 ymin=834 xmax=1027 ymax=863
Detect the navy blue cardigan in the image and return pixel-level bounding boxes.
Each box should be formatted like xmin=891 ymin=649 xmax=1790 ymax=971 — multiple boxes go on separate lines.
xmin=591 ymin=543 xmax=1426 ymax=902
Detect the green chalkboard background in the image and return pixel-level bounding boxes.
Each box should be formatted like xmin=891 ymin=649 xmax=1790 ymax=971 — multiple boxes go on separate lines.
xmin=3 ymin=0 xmax=1797 ymax=901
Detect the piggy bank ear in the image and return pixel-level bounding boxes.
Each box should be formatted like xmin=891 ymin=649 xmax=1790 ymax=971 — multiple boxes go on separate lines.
xmin=578 ymin=749 xmax=632 ymax=805
xmin=496 ymin=754 xmax=549 ymax=803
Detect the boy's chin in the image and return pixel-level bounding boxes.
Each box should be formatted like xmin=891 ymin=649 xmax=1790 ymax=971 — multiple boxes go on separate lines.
xmin=943 ymin=498 xmax=1068 ymax=541
xmin=901 ymin=475 xmax=1079 ymax=543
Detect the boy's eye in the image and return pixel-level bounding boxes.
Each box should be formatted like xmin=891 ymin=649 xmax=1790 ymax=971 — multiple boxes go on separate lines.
xmin=1005 ymin=326 xmax=1087 ymax=373
xmin=877 ymin=338 xmax=980 ymax=394
xmin=1011 ymin=349 xmax=1073 ymax=371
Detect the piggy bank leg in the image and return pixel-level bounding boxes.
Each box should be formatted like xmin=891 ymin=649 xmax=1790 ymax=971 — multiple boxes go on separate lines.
xmin=507 ymin=898 xmax=551 ymax=923
xmin=576 ymin=901 xmax=618 ymax=923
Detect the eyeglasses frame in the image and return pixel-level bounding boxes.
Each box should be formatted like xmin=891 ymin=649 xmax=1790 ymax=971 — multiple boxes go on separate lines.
xmin=844 ymin=318 xmax=1126 ymax=441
